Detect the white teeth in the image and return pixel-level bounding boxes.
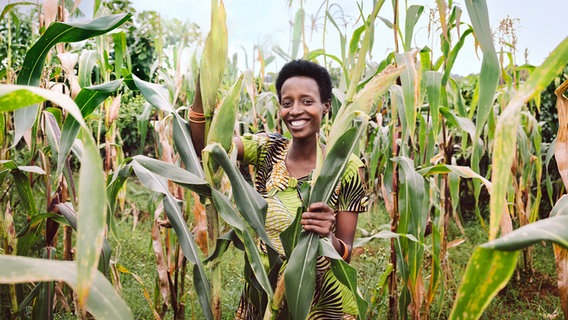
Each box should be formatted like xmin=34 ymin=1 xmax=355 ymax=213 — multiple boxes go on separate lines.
xmin=290 ymin=120 xmax=307 ymax=127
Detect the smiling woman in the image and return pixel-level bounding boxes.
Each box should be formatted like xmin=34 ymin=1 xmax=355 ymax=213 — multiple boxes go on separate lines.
xmin=189 ymin=59 xmax=369 ymax=319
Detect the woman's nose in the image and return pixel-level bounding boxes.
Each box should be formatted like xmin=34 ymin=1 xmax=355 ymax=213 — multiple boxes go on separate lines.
xmin=289 ymin=101 xmax=303 ymax=115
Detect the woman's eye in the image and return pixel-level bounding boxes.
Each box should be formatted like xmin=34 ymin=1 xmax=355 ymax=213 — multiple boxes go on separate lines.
xmin=302 ymin=99 xmax=312 ymax=105
xmin=282 ymin=101 xmax=292 ymax=108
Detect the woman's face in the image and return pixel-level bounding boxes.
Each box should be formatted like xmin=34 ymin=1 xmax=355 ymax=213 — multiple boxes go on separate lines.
xmin=280 ymin=76 xmax=330 ymax=141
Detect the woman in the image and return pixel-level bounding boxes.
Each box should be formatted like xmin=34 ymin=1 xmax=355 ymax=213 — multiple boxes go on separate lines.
xmin=190 ymin=59 xmax=368 ymax=319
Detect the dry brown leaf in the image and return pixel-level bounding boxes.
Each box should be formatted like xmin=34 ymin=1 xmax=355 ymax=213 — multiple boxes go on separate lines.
xmin=42 ymin=0 xmax=58 ymax=28
xmin=447 ymin=238 xmax=466 ymax=249
xmin=57 ymin=52 xmax=81 ymax=98
xmin=107 ymin=94 xmax=121 ymax=125
xmin=380 ymin=175 xmax=394 ymax=219
xmin=554 ymin=79 xmax=568 ymax=189
xmin=553 ymin=244 xmax=568 ymax=319
xmin=191 ymin=192 xmax=208 ymax=255
xmin=152 ymin=204 xmax=171 ymax=306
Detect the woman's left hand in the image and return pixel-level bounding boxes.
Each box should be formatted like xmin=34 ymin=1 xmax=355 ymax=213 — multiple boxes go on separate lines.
xmin=300 ymin=202 xmax=336 ymax=237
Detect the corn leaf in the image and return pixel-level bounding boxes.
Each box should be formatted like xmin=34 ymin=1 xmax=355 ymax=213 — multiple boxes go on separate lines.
xmin=554 ymin=79 xmax=568 ymax=188
xmin=130 ymin=160 xmax=213 ymax=320
xmin=130 ymin=74 xmax=204 ymax=177
xmin=418 ymin=164 xmax=492 ymax=193
xmin=58 ymin=80 xmax=123 ymax=175
xmin=403 ymin=5 xmax=424 ymax=52
xmin=395 ymin=52 xmax=419 ymax=142
xmin=78 ymin=50 xmax=98 ymax=88
xmin=483 ymin=195 xmax=568 ymax=251
xmin=449 ymin=247 xmax=518 ymax=320
xmin=131 ymin=155 xmax=211 ymax=197
xmin=199 ymin=0 xmax=228 ymax=117
xmin=207 ymin=74 xmax=243 ymax=151
xmin=75 ymin=128 xmax=106 ymax=309
xmin=0 ymin=2 xmax=36 ymax=23
xmin=205 ymin=143 xmax=272 ymax=247
xmin=211 ymin=189 xmax=273 ymax=296
xmin=0 ymin=85 xmax=85 ymax=127
xmin=13 ymin=13 xmax=130 ymax=145
xmin=0 ymin=255 xmax=132 ymax=319
xmin=489 ymin=35 xmax=568 ymax=240
xmin=0 ymin=160 xmax=42 ymax=216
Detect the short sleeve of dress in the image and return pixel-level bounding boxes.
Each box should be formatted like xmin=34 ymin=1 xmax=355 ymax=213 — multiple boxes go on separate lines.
xmin=332 ymin=154 xmax=369 ymax=213
xmin=240 ymin=132 xmax=289 ymax=195
xmin=240 ymin=133 xmax=269 ymax=166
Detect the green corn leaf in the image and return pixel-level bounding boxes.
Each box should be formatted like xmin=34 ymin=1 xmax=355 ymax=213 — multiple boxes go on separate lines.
xmin=131 ymin=155 xmax=211 ymax=197
xmin=0 ymin=85 xmax=85 ymax=127
xmin=449 ymin=247 xmax=518 ymax=320
xmin=0 ymin=255 xmax=133 ymax=319
xmin=130 ymin=74 xmax=174 ymax=113
xmin=345 ymin=0 xmax=384 ymax=99
xmin=207 ymin=74 xmax=243 ymax=151
xmin=205 ymin=144 xmax=272 ymax=247
xmin=482 ymin=215 xmax=568 ymax=251
xmin=106 ymin=161 xmax=133 ymax=216
xmin=130 ymin=160 xmax=213 ymax=320
xmin=78 ymin=50 xmax=98 ymax=88
xmin=418 ymin=164 xmax=492 ymax=193
xmin=0 ymin=160 xmax=42 ymax=216
xmin=14 ymin=13 xmax=130 ymax=145
xmin=441 ymin=28 xmax=474 ymax=86
xmin=203 ymin=230 xmax=244 ymax=263
xmin=199 ymin=0 xmax=228 ymax=117
xmin=76 ymin=128 xmax=106 ymax=309
xmin=280 ymin=207 xmax=304 ymax=259
xmin=211 ymin=189 xmax=273 ymax=296
xmin=58 ymin=80 xmax=123 ymax=175
xmin=395 ymin=52 xmax=418 ymax=142
xmin=56 ymin=202 xmax=112 ymax=276
xmin=465 ymin=0 xmax=499 ymax=181
xmin=290 ymin=8 xmax=304 ymax=60
xmin=489 ymin=35 xmax=568 ymax=240
xmin=403 ymin=5 xmax=424 ymax=52
xmin=284 ymin=231 xmax=318 ymax=320
xmin=130 ymin=74 xmax=204 ymax=177
xmin=439 ymin=106 xmax=481 ymax=146
xmin=0 ymin=2 xmax=36 ymax=23
xmin=483 ymin=195 xmax=568 ymax=251
xmin=425 ymin=71 xmax=442 ymax=139
xmin=328 ymin=65 xmax=402 ymax=151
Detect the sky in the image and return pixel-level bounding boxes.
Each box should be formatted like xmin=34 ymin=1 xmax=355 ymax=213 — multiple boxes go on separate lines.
xmin=2 ymin=0 xmax=566 ymax=76
xmin=126 ymin=0 xmax=567 ymax=76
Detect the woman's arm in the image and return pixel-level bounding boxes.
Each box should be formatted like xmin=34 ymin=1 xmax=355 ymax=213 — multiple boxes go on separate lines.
xmin=300 ymin=203 xmax=358 ymax=262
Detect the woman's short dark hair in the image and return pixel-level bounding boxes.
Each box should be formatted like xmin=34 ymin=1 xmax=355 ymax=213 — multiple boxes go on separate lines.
xmin=275 ymin=59 xmax=332 ymax=103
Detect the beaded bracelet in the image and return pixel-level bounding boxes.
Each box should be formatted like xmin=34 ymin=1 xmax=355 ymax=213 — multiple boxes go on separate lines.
xmin=337 ymin=238 xmax=349 ymax=260
xmin=189 ymin=105 xmax=206 ymax=124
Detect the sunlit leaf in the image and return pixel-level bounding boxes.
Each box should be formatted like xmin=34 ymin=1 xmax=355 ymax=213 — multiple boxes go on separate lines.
xmin=0 ymin=255 xmax=132 ymax=319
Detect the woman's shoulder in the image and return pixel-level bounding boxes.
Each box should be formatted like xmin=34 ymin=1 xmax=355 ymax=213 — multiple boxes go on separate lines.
xmin=241 ymin=131 xmax=288 ymax=144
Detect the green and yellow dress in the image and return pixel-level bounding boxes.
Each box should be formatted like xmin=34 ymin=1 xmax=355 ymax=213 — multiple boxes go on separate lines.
xmin=235 ymin=132 xmax=368 ymax=320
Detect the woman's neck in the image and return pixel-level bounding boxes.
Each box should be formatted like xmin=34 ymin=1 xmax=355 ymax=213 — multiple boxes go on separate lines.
xmin=285 ymin=136 xmax=321 ymax=178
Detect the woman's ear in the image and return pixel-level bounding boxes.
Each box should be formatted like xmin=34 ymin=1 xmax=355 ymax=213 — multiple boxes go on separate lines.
xmin=323 ymin=99 xmax=331 ymax=115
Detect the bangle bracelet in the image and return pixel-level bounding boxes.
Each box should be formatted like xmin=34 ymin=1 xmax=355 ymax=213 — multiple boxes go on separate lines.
xmin=189 ymin=105 xmax=205 ymax=118
xmin=188 ymin=105 xmax=206 ymax=123
xmin=337 ymin=238 xmax=349 ymax=260
xmin=189 ymin=118 xmax=206 ymax=124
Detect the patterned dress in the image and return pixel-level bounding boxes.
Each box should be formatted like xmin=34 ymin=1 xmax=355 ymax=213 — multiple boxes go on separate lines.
xmin=235 ymin=132 xmax=369 ymax=320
